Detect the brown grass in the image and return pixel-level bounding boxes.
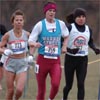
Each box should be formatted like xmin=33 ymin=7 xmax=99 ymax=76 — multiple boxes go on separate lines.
xmin=0 ymin=51 xmax=100 ymax=100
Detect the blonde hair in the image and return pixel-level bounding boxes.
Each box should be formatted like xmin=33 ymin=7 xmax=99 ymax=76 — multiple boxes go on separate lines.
xmin=10 ymin=9 xmax=25 ymax=23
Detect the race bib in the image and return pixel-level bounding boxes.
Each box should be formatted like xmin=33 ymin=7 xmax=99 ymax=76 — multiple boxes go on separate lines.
xmin=44 ymin=45 xmax=58 ymax=59
xmin=74 ymin=36 xmax=86 ymax=54
xmin=9 ymin=40 xmax=26 ymax=54
xmin=34 ymin=64 xmax=39 ymax=73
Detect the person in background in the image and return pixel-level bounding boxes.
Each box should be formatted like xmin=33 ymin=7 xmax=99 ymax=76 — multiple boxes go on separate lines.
xmin=0 ymin=9 xmax=30 ymax=100
xmin=62 ymin=8 xmax=100 ymax=100
xmin=0 ymin=24 xmax=7 ymax=41
xmin=28 ymin=1 xmax=69 ymax=100
xmin=0 ymin=24 xmax=7 ymax=90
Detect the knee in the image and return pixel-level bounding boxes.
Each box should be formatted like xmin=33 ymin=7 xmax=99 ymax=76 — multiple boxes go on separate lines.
xmin=52 ymin=82 xmax=59 ymax=92
xmin=63 ymin=85 xmax=72 ymax=92
xmin=16 ymin=87 xmax=23 ymax=96
xmin=78 ymin=82 xmax=84 ymax=89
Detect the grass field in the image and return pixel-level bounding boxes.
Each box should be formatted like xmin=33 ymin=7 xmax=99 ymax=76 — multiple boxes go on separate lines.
xmin=0 ymin=50 xmax=100 ymax=100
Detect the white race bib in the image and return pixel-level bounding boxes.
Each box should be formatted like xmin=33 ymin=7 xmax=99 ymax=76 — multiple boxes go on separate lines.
xmin=34 ymin=64 xmax=39 ymax=73
xmin=9 ymin=40 xmax=26 ymax=54
xmin=44 ymin=45 xmax=58 ymax=59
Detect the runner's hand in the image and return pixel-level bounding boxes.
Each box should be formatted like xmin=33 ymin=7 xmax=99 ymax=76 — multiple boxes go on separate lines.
xmin=27 ymin=55 xmax=34 ymax=63
xmin=4 ymin=49 xmax=13 ymax=56
xmin=94 ymin=48 xmax=100 ymax=55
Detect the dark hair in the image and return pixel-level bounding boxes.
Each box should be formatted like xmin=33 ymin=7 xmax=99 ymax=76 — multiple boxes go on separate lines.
xmin=66 ymin=13 xmax=74 ymax=24
xmin=73 ymin=8 xmax=86 ymax=19
xmin=66 ymin=8 xmax=86 ymax=24
xmin=0 ymin=24 xmax=7 ymax=35
xmin=44 ymin=0 xmax=56 ymax=6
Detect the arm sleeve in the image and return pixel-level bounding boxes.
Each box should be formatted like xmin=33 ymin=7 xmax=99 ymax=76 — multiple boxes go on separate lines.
xmin=28 ymin=21 xmax=42 ymax=43
xmin=61 ymin=24 xmax=72 ymax=47
xmin=59 ymin=20 xmax=69 ymax=37
xmin=88 ymin=28 xmax=96 ymax=50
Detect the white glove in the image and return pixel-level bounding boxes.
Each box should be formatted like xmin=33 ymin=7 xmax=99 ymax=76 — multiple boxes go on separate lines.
xmin=4 ymin=49 xmax=13 ymax=56
xmin=1 ymin=54 xmax=8 ymax=63
xmin=27 ymin=55 xmax=34 ymax=63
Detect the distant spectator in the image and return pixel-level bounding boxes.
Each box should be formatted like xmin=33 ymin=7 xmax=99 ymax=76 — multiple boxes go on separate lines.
xmin=0 ymin=24 xmax=7 ymax=90
xmin=0 ymin=24 xmax=7 ymax=41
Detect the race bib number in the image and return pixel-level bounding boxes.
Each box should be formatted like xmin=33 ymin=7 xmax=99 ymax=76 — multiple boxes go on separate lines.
xmin=74 ymin=36 xmax=86 ymax=54
xmin=9 ymin=40 xmax=26 ymax=54
xmin=44 ymin=45 xmax=58 ymax=59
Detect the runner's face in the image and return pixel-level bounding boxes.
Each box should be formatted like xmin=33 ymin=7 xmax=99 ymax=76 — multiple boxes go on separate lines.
xmin=45 ymin=9 xmax=56 ymax=22
xmin=75 ymin=15 xmax=86 ymax=25
xmin=13 ymin=15 xmax=24 ymax=29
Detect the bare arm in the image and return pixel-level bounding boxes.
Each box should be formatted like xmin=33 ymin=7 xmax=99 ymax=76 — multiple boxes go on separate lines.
xmin=26 ymin=31 xmax=30 ymax=38
xmin=0 ymin=42 xmax=4 ymax=54
xmin=28 ymin=42 xmax=36 ymax=56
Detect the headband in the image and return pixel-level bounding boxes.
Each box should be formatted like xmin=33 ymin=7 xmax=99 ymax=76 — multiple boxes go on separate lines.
xmin=43 ymin=3 xmax=57 ymax=14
